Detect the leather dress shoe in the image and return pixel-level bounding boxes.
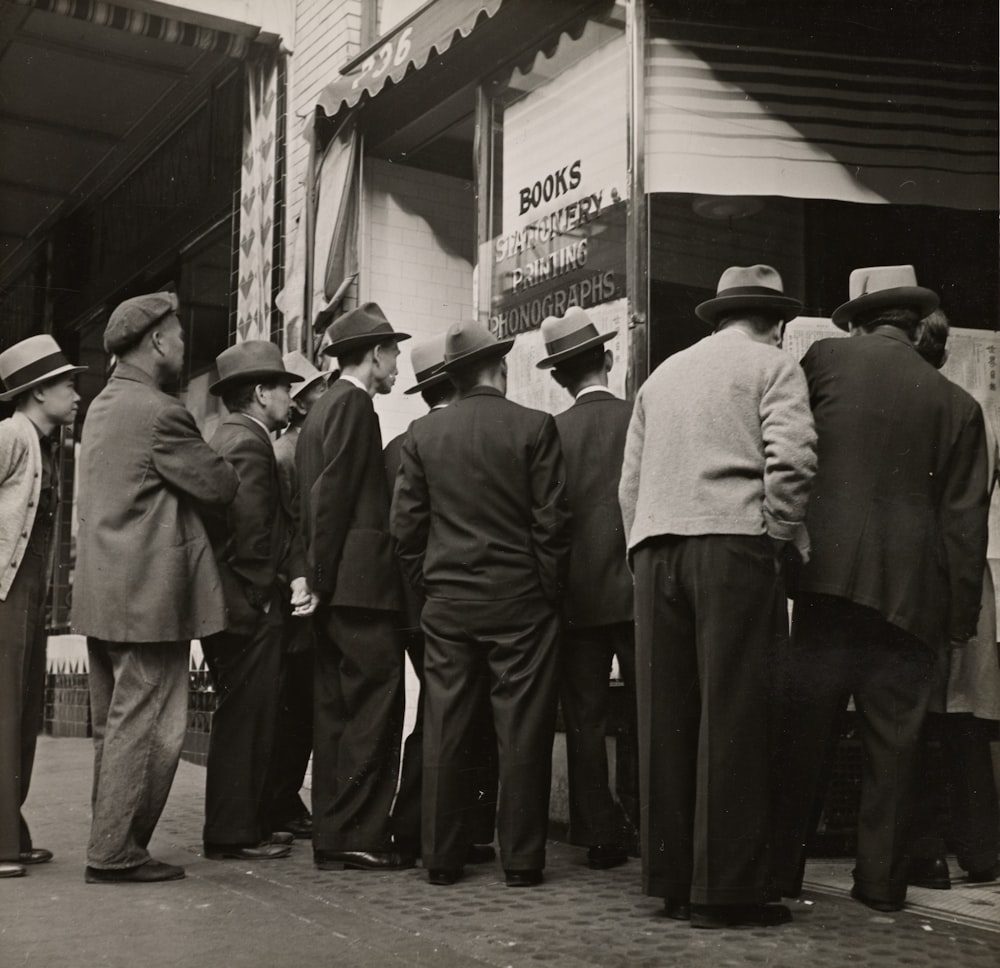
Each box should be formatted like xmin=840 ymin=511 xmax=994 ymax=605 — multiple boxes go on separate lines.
xmin=663 ymin=897 xmax=691 ymax=921
xmin=85 ymin=860 xmax=185 ymax=884
xmin=269 ymin=831 xmax=295 ymax=846
xmin=505 ymin=868 xmax=543 ymax=887
xmin=428 ymin=867 xmax=462 ymax=885
xmin=908 ymin=856 xmax=951 ymax=890
xmin=1 ymin=862 xmax=26 ymax=878
xmin=967 ymin=862 xmax=1000 ymax=883
xmin=19 ymin=848 xmax=53 ymax=865
xmin=850 ymin=885 xmax=903 ymax=912
xmin=466 ymin=843 xmax=496 ymax=864
xmin=690 ymin=903 xmax=792 ymax=929
xmin=282 ymin=815 xmax=313 ymax=838
xmin=587 ymin=844 xmax=628 ymax=870
xmin=204 ymin=842 xmax=291 ymax=861
xmin=313 ymin=849 xmax=414 ymax=871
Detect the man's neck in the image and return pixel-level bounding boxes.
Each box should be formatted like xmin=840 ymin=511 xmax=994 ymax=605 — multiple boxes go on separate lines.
xmin=19 ymin=405 xmax=55 ymax=437
xmin=570 ymin=374 xmax=609 ymax=397
xmin=117 ymin=353 xmax=165 ymax=388
xmin=339 ymin=367 xmax=375 ymax=396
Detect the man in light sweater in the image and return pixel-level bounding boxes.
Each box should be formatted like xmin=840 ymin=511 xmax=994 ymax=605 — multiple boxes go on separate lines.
xmin=619 ymin=265 xmax=816 ymax=930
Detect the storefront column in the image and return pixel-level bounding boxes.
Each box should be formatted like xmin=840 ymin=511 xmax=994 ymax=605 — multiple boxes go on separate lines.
xmin=625 ymin=0 xmax=648 ymax=397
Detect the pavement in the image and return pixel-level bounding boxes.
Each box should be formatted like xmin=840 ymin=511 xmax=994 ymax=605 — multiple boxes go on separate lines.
xmin=3 ymin=737 xmax=1000 ymax=968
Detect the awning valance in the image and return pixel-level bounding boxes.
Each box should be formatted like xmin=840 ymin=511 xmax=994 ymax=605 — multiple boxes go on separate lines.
xmin=316 ymin=0 xmax=504 ymax=119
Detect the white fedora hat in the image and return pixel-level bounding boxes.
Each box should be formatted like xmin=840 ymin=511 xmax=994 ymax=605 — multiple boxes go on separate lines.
xmin=0 ymin=334 xmax=87 ymax=402
xmin=536 ymin=307 xmax=614 ymax=369
xmin=831 ymin=265 xmax=938 ymax=330
xmin=282 ymin=350 xmax=330 ymax=399
xmin=404 ymin=335 xmax=450 ymax=395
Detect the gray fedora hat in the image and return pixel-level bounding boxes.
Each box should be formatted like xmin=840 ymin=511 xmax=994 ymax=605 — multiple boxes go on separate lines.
xmin=439 ymin=320 xmax=515 ymax=373
xmin=536 ymin=307 xmax=614 ymax=369
xmin=210 ymin=340 xmax=303 ymax=396
xmin=695 ymin=265 xmax=802 ymax=326
xmin=831 ymin=265 xmax=939 ymax=331
xmin=404 ymin=334 xmax=450 ymax=395
xmin=321 ymin=302 xmax=411 ymax=358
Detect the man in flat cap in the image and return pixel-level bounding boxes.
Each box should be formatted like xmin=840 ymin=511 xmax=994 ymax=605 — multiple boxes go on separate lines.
xmin=537 ymin=307 xmax=636 ymax=871
xmin=384 ymin=336 xmax=497 ymax=864
xmin=773 ymin=266 xmax=989 ymax=912
xmin=201 ymin=341 xmax=315 ymax=862
xmin=74 ymin=292 xmax=239 ymax=884
xmin=296 ymin=302 xmax=412 ymax=870
xmin=619 ymin=265 xmax=816 ymax=928
xmin=266 ymin=351 xmax=331 ymax=840
xmin=0 ymin=335 xmax=85 ymax=879
xmin=392 ymin=320 xmax=571 ymax=888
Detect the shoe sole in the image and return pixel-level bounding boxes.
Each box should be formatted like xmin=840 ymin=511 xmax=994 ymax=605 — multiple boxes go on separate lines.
xmin=314 ymin=860 xmax=414 ymax=871
xmin=204 ymin=849 xmax=291 ymax=861
xmin=84 ymin=871 xmax=185 ymax=884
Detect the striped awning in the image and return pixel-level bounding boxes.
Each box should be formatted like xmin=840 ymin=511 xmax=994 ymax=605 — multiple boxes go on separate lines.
xmin=317 ymin=0 xmax=504 ymax=118
xmin=12 ymin=0 xmax=252 ymax=57
xmin=645 ymin=19 xmax=998 ymax=211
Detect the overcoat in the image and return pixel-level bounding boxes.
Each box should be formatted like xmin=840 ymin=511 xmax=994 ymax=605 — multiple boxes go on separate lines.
xmin=295 ymin=378 xmax=400 ymax=610
xmin=554 ymin=389 xmax=633 ymax=627
xmin=72 ymin=363 xmax=239 ymax=642
xmin=799 ymin=327 xmax=989 ymax=649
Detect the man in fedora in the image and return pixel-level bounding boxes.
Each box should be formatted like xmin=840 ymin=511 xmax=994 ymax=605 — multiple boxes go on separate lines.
xmin=537 ymin=307 xmax=636 ymax=871
xmin=772 ymin=266 xmax=989 ymax=912
xmin=201 ymin=341 xmax=315 ymax=861
xmin=383 ymin=336 xmax=498 ymax=863
xmin=296 ymin=301 xmax=413 ymax=870
xmin=391 ymin=319 xmax=571 ymax=887
xmin=619 ymin=265 xmax=816 ymax=928
xmin=0 ymin=335 xmax=85 ymax=879
xmin=74 ymin=292 xmax=239 ymax=884
xmin=267 ymin=350 xmax=331 ymax=839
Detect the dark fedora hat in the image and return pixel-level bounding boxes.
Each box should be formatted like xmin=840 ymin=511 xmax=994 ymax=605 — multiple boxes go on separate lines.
xmin=831 ymin=265 xmax=938 ymax=331
xmin=403 ymin=334 xmax=450 ymax=395
xmin=695 ymin=265 xmax=802 ymax=326
xmin=210 ymin=340 xmax=303 ymax=396
xmin=321 ymin=302 xmax=411 ymax=358
xmin=536 ymin=307 xmax=615 ymax=369
xmin=0 ymin=334 xmax=87 ymax=402
xmin=439 ymin=320 xmax=515 ymax=373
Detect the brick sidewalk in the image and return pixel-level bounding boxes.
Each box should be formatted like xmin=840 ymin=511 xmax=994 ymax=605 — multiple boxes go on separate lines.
xmin=3 ymin=737 xmax=999 ymax=968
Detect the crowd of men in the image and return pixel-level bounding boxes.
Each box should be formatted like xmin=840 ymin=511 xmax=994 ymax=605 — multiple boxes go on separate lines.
xmin=0 ymin=262 xmax=998 ymax=931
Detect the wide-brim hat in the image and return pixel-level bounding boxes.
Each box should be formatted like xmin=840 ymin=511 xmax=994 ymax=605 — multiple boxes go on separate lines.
xmin=321 ymin=302 xmax=411 ymax=358
xmin=536 ymin=306 xmax=614 ymax=369
xmin=0 ymin=334 xmax=87 ymax=402
xmin=831 ymin=265 xmax=939 ymax=330
xmin=439 ymin=319 xmax=515 ymax=373
xmin=283 ymin=350 xmax=330 ymax=399
xmin=404 ymin=334 xmax=450 ymax=395
xmin=695 ymin=265 xmax=802 ymax=326
xmin=210 ymin=340 xmax=304 ymax=395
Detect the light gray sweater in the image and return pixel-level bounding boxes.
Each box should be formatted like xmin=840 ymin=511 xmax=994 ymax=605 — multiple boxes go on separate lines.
xmin=619 ymin=328 xmax=817 ymax=551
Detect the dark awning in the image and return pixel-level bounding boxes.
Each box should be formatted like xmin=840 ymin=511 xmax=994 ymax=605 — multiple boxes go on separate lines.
xmin=316 ymin=0 xmax=504 ymax=118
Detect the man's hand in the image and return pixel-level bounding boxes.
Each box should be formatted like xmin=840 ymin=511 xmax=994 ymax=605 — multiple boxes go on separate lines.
xmin=290 ymin=577 xmax=318 ymax=617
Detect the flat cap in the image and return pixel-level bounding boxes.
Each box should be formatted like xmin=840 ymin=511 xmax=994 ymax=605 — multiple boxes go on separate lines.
xmin=104 ymin=291 xmax=180 ymax=355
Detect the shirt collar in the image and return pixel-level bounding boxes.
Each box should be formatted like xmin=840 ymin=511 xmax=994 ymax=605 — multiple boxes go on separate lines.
xmin=340 ymin=374 xmax=369 ymax=394
xmin=575 ymin=385 xmax=611 ymax=400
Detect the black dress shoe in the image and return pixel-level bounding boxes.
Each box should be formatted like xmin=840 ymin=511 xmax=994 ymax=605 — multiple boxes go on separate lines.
xmin=313 ymin=849 xmax=414 ymax=871
xmin=204 ymin=842 xmax=291 ymax=861
xmin=282 ymin=815 xmax=313 ymax=838
xmin=466 ymin=843 xmax=496 ymax=864
xmin=505 ymin=868 xmax=543 ymax=887
xmin=850 ymin=885 xmax=903 ymax=912
xmin=690 ymin=903 xmax=792 ymax=929
xmin=0 ymin=862 xmax=26 ymax=878
xmin=587 ymin=844 xmax=629 ymax=870
xmin=663 ymin=897 xmax=691 ymax=921
xmin=967 ymin=862 xmax=1000 ymax=883
xmin=428 ymin=868 xmax=462 ymax=885
xmin=908 ymin=856 xmax=951 ymax=890
xmin=269 ymin=831 xmax=295 ymax=846
xmin=19 ymin=848 xmax=53 ymax=865
xmin=85 ymin=860 xmax=185 ymax=884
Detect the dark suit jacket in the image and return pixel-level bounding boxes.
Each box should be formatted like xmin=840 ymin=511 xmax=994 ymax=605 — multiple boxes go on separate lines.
xmin=73 ymin=363 xmax=238 ymax=642
xmin=554 ymin=389 xmax=633 ymax=627
xmin=391 ymin=385 xmax=571 ymax=605
xmin=207 ymin=413 xmax=303 ymax=635
xmin=296 ymin=379 xmax=400 ymax=611
xmin=385 ymin=430 xmax=423 ymax=631
xmin=800 ymin=326 xmax=989 ymax=648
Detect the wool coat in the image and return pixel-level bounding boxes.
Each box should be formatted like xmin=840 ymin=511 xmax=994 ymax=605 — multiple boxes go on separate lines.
xmin=799 ymin=327 xmax=989 ymax=649
xmin=72 ymin=363 xmax=239 ymax=642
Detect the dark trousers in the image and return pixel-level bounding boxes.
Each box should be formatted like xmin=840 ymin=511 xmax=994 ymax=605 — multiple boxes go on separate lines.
xmin=391 ymin=629 xmax=498 ymax=852
xmin=773 ymin=593 xmax=937 ymax=904
xmin=312 ymin=606 xmax=404 ymax=852
xmin=421 ymin=596 xmax=559 ymax=872
xmin=634 ymin=534 xmax=786 ymax=905
xmin=202 ymin=621 xmax=283 ymax=846
xmin=911 ymin=712 xmax=1000 ymax=874
xmin=560 ymin=621 xmax=637 ymax=846
xmin=267 ymin=643 xmax=314 ymax=826
xmin=0 ymin=538 xmax=48 ymax=860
